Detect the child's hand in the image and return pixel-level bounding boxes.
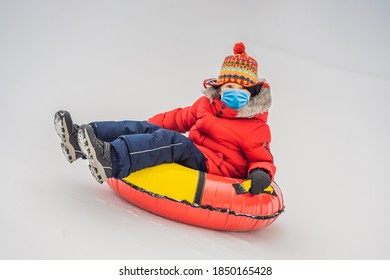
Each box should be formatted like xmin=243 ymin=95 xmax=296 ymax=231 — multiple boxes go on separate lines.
xmin=248 ymin=169 xmax=271 ymax=194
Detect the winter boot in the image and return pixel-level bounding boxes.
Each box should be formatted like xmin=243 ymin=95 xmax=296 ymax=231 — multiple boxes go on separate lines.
xmin=77 ymin=124 xmax=113 ymax=183
xmin=54 ymin=110 xmax=84 ymax=163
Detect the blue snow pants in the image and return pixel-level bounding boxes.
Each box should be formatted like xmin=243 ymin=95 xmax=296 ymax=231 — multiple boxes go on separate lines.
xmin=89 ymin=121 xmax=207 ymax=179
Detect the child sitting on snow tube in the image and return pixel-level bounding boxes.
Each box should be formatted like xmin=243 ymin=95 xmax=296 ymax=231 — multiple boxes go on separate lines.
xmin=54 ymin=42 xmax=276 ymax=195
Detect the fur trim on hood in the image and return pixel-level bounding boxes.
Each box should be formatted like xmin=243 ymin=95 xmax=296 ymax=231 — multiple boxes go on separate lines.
xmin=202 ymin=82 xmax=272 ymax=118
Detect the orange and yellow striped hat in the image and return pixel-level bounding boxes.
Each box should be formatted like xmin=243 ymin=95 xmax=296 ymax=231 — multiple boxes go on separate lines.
xmin=204 ymin=42 xmax=262 ymax=88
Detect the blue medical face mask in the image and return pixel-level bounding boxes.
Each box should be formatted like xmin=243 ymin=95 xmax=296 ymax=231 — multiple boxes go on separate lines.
xmin=221 ymin=89 xmax=250 ymax=110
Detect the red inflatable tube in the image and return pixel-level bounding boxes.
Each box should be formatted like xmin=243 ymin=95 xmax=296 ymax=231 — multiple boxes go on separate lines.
xmin=106 ymin=166 xmax=284 ymax=231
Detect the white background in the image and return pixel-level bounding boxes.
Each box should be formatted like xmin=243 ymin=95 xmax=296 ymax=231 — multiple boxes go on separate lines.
xmin=1 ymin=0 xmax=389 ymax=260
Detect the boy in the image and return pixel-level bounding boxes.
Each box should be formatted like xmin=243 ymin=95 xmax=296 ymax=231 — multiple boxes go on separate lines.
xmin=55 ymin=42 xmax=275 ymax=194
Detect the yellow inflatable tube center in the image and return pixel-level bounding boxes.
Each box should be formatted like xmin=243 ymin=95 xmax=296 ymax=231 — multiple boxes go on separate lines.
xmin=122 ymin=163 xmax=199 ymax=203
xmin=122 ymin=163 xmax=274 ymax=204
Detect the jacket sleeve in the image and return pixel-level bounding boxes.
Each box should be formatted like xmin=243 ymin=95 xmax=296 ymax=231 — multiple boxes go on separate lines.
xmin=148 ymin=97 xmax=203 ymax=133
xmin=243 ymin=124 xmax=277 ymax=181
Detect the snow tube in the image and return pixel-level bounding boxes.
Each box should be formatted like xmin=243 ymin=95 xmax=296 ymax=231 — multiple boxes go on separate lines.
xmin=107 ymin=163 xmax=284 ymax=231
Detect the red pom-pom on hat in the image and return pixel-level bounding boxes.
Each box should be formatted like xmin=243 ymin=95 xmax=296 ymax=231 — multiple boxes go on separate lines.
xmin=233 ymin=42 xmax=246 ymax=54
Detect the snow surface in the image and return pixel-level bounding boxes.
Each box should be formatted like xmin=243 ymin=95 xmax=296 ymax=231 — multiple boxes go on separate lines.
xmin=1 ymin=0 xmax=389 ymax=259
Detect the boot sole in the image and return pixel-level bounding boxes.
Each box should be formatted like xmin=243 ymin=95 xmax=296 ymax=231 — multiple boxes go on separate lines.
xmin=77 ymin=126 xmax=110 ymax=184
xmin=54 ymin=111 xmax=78 ymax=163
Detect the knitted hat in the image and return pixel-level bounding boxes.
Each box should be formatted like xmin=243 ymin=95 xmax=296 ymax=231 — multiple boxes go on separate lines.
xmin=204 ymin=42 xmax=263 ymax=89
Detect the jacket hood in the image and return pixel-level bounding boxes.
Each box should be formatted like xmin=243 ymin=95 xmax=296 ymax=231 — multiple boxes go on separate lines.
xmin=202 ymin=81 xmax=272 ymax=118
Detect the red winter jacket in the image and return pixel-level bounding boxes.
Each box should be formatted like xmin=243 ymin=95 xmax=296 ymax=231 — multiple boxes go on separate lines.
xmin=148 ymin=93 xmax=276 ymax=180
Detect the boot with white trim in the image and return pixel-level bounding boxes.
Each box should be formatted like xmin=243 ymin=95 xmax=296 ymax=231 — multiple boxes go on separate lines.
xmin=54 ymin=110 xmax=84 ymax=163
xmin=77 ymin=124 xmax=113 ymax=184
